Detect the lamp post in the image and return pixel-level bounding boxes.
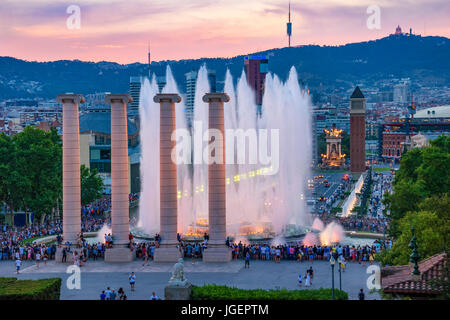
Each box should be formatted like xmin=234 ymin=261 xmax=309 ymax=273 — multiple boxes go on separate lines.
xmin=338 ymin=255 xmax=342 ymax=291
xmin=330 ymin=256 xmax=335 ymax=300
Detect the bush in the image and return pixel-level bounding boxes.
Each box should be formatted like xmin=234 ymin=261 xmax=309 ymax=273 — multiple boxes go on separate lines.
xmin=191 ymin=285 xmax=348 ymax=300
xmin=0 ymin=277 xmax=61 ymax=300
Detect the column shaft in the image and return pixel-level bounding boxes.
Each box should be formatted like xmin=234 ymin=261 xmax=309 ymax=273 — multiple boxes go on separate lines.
xmin=155 ymin=94 xmax=181 ymax=245
xmin=108 ymin=95 xmax=132 ymax=246
xmin=58 ymin=94 xmax=84 ymax=244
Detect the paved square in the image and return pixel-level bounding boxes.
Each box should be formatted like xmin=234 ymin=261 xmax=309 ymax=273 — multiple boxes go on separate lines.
xmin=0 ymin=259 xmax=381 ymax=300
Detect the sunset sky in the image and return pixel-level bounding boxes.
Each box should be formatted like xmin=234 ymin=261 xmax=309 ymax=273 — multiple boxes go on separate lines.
xmin=0 ymin=0 xmax=449 ymax=64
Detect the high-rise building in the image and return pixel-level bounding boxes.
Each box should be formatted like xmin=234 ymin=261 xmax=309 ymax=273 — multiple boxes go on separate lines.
xmin=350 ymin=86 xmax=366 ymax=177
xmin=185 ymin=71 xmax=197 ymax=124
xmin=156 ymin=76 xmax=166 ymax=93
xmin=128 ymin=76 xmax=144 ymax=116
xmin=244 ymin=55 xmax=269 ymax=106
xmin=184 ymin=69 xmax=217 ymax=126
xmin=393 ymin=83 xmax=409 ymax=104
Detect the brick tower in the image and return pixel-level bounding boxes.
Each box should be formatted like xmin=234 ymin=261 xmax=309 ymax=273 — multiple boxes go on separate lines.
xmin=350 ymin=86 xmax=366 ymax=178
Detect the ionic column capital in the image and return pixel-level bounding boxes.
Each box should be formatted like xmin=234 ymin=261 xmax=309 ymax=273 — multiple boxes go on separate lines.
xmin=57 ymin=94 xmax=85 ymax=104
xmin=105 ymin=94 xmax=133 ymax=104
xmin=203 ymin=93 xmax=230 ymax=103
xmin=154 ymin=93 xmax=181 ymax=103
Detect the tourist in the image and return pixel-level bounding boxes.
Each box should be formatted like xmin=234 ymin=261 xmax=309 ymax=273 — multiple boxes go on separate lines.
xmin=100 ymin=290 xmax=106 ymax=300
xmin=110 ymin=289 xmax=117 ymax=300
xmin=245 ymin=252 xmax=250 ymax=268
xmin=105 ymin=287 xmax=112 ymax=300
xmin=150 ymin=292 xmax=160 ymax=300
xmin=305 ymin=272 xmax=311 ymax=287
xmin=298 ymin=272 xmax=302 ymax=286
xmin=15 ymin=258 xmax=21 ymax=274
xmin=358 ymin=288 xmax=365 ymax=300
xmin=307 ymin=266 xmax=314 ymax=280
xmin=129 ymin=272 xmax=136 ymax=291
xmin=35 ymin=251 xmax=41 ymax=268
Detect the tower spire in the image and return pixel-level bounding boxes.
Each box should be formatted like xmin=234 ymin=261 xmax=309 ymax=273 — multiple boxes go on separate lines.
xmin=286 ymin=1 xmax=292 ymax=47
xmin=147 ymin=41 xmax=151 ymax=78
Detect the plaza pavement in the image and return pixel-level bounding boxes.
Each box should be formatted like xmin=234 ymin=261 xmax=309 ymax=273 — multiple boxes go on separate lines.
xmin=0 ymin=259 xmax=381 ymax=300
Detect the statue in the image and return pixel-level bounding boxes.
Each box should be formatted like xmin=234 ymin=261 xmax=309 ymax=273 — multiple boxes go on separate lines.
xmin=168 ymin=258 xmax=189 ymax=286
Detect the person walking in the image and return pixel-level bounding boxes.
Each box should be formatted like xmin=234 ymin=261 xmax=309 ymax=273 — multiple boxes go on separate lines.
xmin=129 ymin=272 xmax=136 ymax=291
xmin=298 ymin=272 xmax=302 ymax=286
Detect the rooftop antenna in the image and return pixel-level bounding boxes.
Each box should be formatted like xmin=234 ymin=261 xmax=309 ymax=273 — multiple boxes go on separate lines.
xmin=286 ymin=1 xmax=292 ymax=47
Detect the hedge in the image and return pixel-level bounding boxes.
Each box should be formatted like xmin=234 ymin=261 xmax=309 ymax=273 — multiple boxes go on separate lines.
xmin=191 ymin=285 xmax=348 ymax=300
xmin=0 ymin=277 xmax=61 ymax=300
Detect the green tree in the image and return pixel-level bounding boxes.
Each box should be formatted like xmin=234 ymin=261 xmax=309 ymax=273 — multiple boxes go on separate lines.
xmin=11 ymin=127 xmax=62 ymax=222
xmin=379 ymin=135 xmax=450 ymax=266
xmin=80 ymin=165 xmax=104 ymax=206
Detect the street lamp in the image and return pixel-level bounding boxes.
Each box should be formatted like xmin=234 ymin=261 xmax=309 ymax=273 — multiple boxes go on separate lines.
xmin=330 ymin=256 xmax=335 ymax=300
xmin=338 ymin=255 xmax=342 ymax=291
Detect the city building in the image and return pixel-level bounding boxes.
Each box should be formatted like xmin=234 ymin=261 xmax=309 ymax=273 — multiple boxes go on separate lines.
xmin=184 ymin=69 xmax=217 ymax=126
xmin=128 ymin=76 xmax=145 ymax=116
xmin=78 ymin=108 xmax=140 ymax=194
xmin=350 ymin=86 xmax=366 ymax=177
xmin=244 ymin=55 xmax=269 ymax=106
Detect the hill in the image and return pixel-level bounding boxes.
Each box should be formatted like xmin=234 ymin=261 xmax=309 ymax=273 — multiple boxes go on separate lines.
xmin=1 ymin=34 xmax=449 ymax=100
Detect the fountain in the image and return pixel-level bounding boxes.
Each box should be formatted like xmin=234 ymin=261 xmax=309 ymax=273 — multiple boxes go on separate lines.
xmin=137 ymin=65 xmax=313 ymax=240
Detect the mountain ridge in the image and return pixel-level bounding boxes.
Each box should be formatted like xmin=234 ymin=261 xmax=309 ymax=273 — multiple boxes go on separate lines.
xmin=1 ymin=34 xmax=449 ymax=100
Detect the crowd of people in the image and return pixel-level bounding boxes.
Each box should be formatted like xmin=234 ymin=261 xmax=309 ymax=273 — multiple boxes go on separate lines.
xmin=226 ymin=239 xmax=392 ymax=265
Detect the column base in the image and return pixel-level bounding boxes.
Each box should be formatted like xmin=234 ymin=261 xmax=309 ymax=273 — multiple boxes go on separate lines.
xmin=104 ymin=246 xmax=134 ymax=262
xmin=55 ymin=247 xmax=74 ymax=264
xmin=202 ymin=246 xmax=232 ymax=262
xmin=164 ymin=283 xmax=192 ymax=300
xmin=153 ymin=246 xmax=182 ymax=263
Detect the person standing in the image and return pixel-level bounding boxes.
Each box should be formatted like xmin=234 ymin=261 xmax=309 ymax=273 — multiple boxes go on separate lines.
xmin=129 ymin=272 xmax=136 ymax=291
xmin=298 ymin=272 xmax=302 ymax=286
xmin=305 ymin=272 xmax=311 ymax=287
xmin=150 ymin=292 xmax=160 ymax=300
xmin=35 ymin=252 xmax=41 ymax=268
xmin=62 ymin=247 xmax=67 ymax=263
xmin=110 ymin=289 xmax=117 ymax=301
xmin=100 ymin=290 xmax=106 ymax=300
xmin=245 ymin=252 xmax=250 ymax=268
xmin=358 ymin=288 xmax=365 ymax=300
xmin=15 ymin=258 xmax=21 ymax=274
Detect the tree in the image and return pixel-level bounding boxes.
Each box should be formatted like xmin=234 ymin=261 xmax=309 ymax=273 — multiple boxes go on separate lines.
xmin=80 ymin=165 xmax=104 ymax=206
xmin=379 ymin=135 xmax=450 ymax=266
xmin=11 ymin=127 xmax=62 ymax=222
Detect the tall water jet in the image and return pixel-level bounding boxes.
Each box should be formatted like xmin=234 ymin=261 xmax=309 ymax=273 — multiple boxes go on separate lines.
xmin=137 ymin=76 xmax=160 ymax=235
xmin=191 ymin=64 xmax=211 ymax=230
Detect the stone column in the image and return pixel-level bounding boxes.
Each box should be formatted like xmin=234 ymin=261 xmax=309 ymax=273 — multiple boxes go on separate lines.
xmin=202 ymin=93 xmax=232 ymax=262
xmin=153 ymin=93 xmax=182 ymax=262
xmin=55 ymin=94 xmax=84 ymax=263
xmin=105 ymin=94 xmax=133 ymax=262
